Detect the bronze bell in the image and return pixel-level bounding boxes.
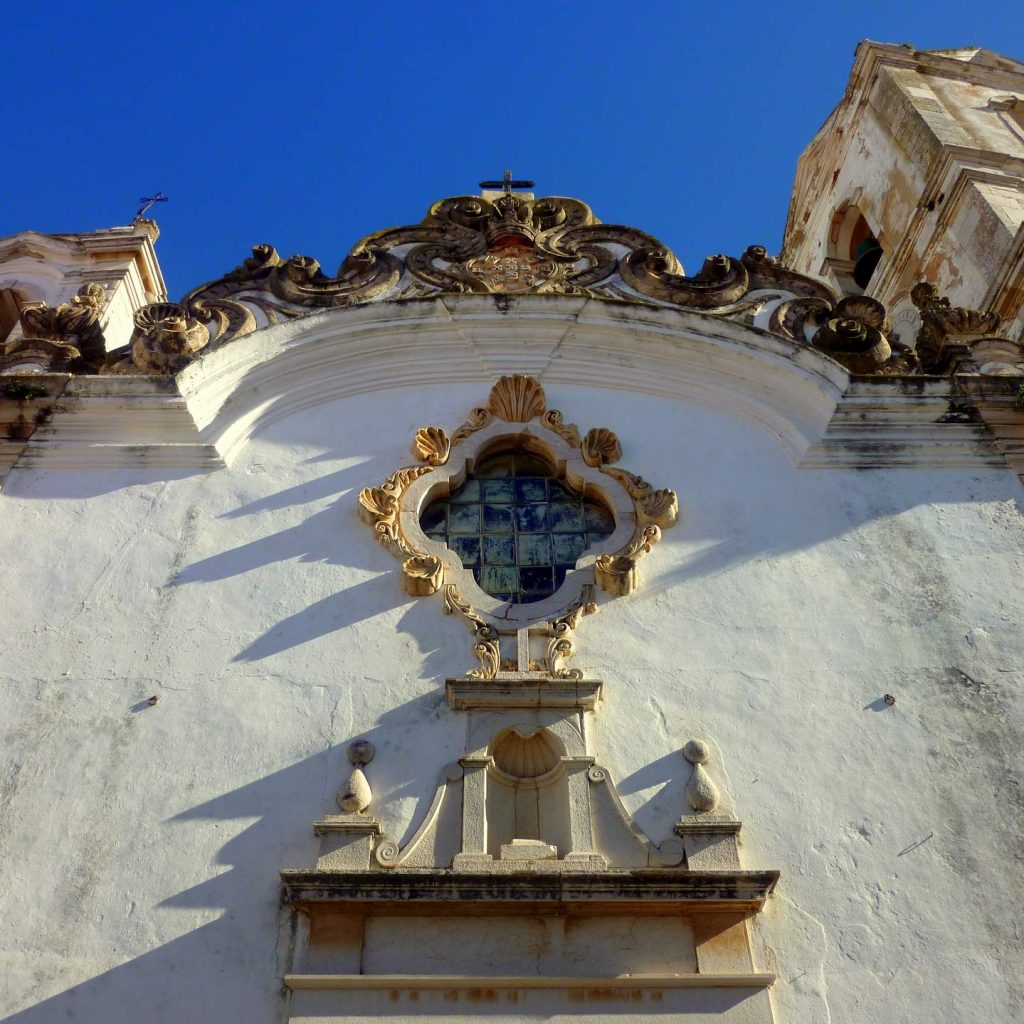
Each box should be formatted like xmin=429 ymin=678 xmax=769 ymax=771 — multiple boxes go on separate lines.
xmin=853 ymin=237 xmax=884 ymax=289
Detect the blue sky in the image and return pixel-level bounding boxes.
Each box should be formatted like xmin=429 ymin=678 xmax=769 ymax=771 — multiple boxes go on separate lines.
xmin=4 ymin=2 xmax=1022 ymax=298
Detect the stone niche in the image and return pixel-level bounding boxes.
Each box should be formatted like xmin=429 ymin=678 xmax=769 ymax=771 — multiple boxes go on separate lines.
xmin=280 ymin=681 xmax=781 ymax=1023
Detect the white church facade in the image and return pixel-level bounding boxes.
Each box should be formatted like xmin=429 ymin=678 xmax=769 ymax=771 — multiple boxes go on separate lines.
xmin=0 ymin=42 xmax=1023 ymax=1024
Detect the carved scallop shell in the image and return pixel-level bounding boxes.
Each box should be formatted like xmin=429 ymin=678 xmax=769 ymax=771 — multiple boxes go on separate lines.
xmin=581 ymin=427 xmax=622 ymax=467
xmin=487 ymin=374 xmax=546 ymax=422
xmin=639 ymin=488 xmax=678 ymax=528
xmin=357 ymin=486 xmax=397 ymax=525
xmin=411 ymin=426 xmax=450 ymax=465
xmin=401 ymin=554 xmax=444 ymax=596
xmin=594 ymin=553 xmax=640 ymax=596
xmin=492 ymin=728 xmax=561 ymax=780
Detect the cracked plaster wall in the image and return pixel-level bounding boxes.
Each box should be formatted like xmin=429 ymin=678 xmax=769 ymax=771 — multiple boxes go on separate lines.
xmin=0 ymin=380 xmax=1022 ymax=1023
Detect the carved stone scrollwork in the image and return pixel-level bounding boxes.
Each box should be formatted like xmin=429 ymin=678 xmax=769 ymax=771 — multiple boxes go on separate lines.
xmin=544 ymin=621 xmax=579 ymax=680
xmin=450 ymin=407 xmax=493 ymax=446
xmin=4 ymin=284 xmax=108 ymax=373
xmin=540 ymin=409 xmax=581 ymax=448
xmin=771 ymin=291 xmax=921 ymax=376
xmin=621 ymin=250 xmax=749 ymax=308
xmin=357 ymin=465 xmax=433 ymax=558
xmin=740 ymin=244 xmax=836 ymax=300
xmin=593 ymin=473 xmax=677 ymax=596
xmin=912 ymin=282 xmax=1005 ymax=374
xmin=443 ymin=585 xmax=500 ymax=679
xmin=359 ymin=376 xmax=677 ymax=674
xmin=15 ymin=193 xmax=995 ymax=382
xmin=124 ymin=302 xmax=211 ymax=374
xmin=811 ymin=296 xmax=892 ymax=375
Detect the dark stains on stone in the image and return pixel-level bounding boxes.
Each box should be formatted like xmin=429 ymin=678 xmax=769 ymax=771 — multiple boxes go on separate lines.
xmin=2 ymin=381 xmax=49 ymax=401
xmin=937 ymin=398 xmax=981 ymax=424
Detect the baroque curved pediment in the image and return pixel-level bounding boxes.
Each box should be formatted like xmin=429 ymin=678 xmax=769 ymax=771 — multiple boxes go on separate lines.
xmin=2 ymin=191 xmax=955 ymax=380
xmin=6 ymin=189 xmax=1016 ymax=381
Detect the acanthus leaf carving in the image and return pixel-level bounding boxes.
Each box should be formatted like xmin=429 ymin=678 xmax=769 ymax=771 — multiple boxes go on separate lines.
xmin=450 ymin=407 xmax=493 ymax=446
xmin=544 ymin=621 xmax=581 ymax=680
xmin=357 ymin=464 xmax=432 ymax=559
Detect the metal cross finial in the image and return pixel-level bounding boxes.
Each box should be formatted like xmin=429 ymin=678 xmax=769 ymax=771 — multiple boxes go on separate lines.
xmin=134 ymin=191 xmax=169 ymax=221
xmin=478 ymin=169 xmax=535 ymax=194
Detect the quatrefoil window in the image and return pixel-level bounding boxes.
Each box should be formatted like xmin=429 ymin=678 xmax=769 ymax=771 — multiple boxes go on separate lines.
xmin=357 ymin=375 xmax=678 ymax=642
xmin=419 ymin=450 xmax=615 ymax=603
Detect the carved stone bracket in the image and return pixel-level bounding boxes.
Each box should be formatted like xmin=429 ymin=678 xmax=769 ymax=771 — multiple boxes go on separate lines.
xmin=357 ymin=374 xmax=678 ymax=678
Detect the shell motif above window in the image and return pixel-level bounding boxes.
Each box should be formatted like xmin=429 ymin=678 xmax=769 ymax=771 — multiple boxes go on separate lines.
xmin=357 ymin=375 xmax=678 ymax=678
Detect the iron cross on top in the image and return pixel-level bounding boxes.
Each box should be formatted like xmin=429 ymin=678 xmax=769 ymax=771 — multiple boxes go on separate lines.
xmin=479 ymin=170 xmax=535 ymax=193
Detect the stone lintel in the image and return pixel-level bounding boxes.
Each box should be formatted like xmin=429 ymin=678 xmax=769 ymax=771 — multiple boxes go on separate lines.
xmin=446 ymin=677 xmax=603 ymax=710
xmin=314 ymin=815 xmax=382 ymax=837
xmin=284 ymin=972 xmax=777 ymax=990
xmin=281 ymin=868 xmax=780 ymax=913
xmin=675 ymin=817 xmax=743 ymax=837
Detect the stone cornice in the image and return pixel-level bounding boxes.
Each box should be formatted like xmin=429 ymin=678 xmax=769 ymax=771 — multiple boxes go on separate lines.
xmin=2 ymin=299 xmax=1020 ymax=490
xmin=280 ymin=867 xmax=780 ymax=912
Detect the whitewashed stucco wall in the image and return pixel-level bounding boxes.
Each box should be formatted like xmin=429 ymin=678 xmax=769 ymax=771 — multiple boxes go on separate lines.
xmin=1 ymin=376 xmax=1022 ymax=1023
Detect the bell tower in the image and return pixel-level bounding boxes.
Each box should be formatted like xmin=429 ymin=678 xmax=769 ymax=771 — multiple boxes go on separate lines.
xmin=782 ymin=43 xmax=1024 ymax=348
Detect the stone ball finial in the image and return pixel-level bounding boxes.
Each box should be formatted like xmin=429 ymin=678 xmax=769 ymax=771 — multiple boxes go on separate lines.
xmin=683 ymin=738 xmax=719 ymax=813
xmin=682 ymin=739 xmax=710 ymax=765
xmin=347 ymin=739 xmax=375 ymax=767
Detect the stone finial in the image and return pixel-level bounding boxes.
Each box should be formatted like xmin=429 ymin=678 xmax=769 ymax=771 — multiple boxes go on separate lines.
xmin=336 ymin=739 xmax=375 ymax=814
xmin=912 ymin=282 xmax=1003 ymax=374
xmin=683 ymin=739 xmax=720 ymax=813
xmin=3 ymin=284 xmax=108 ymax=373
